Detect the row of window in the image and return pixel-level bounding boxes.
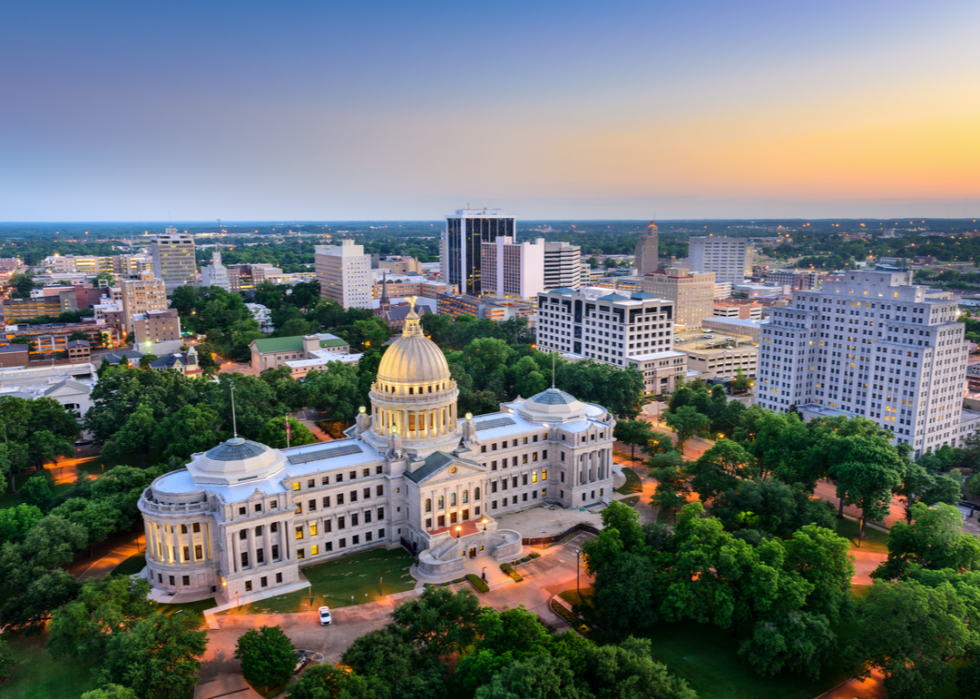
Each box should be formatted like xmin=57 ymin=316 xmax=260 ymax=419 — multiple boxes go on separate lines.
xmin=292 ymin=466 xmax=384 ymax=491
xmin=295 ymin=486 xmax=384 ymax=513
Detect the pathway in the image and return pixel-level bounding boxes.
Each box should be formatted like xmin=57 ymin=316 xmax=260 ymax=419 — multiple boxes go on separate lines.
xmin=813 ymin=481 xmax=905 ymax=528
xmin=815 ymin=669 xmax=886 ymax=699
xmin=76 ymin=533 xmax=144 ymax=581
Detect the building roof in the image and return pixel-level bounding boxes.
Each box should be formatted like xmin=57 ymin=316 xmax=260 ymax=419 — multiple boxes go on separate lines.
xmin=405 ymin=451 xmax=482 ymax=484
xmin=377 ymin=312 xmax=449 ymax=384
xmin=66 ymin=339 xmax=90 ymax=348
xmin=0 ymin=344 xmax=29 ymax=354
xmin=598 ymin=293 xmax=629 ymax=301
xmin=252 ymin=333 xmax=344 ymax=354
xmin=630 ymin=292 xmax=658 ymax=300
xmin=103 ymin=349 xmax=144 ymax=364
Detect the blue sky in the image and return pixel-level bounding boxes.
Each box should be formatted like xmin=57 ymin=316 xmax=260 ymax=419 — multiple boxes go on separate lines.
xmin=1 ymin=1 xmax=978 ymax=221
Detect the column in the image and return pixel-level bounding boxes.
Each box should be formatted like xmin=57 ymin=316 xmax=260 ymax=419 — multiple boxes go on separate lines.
xmin=226 ymin=530 xmax=235 ymax=572
xmin=247 ymin=526 xmax=257 ymax=570
xmin=283 ymin=520 xmax=291 ymax=560
xmin=232 ymin=529 xmax=241 ymax=572
xmin=145 ymin=522 xmax=156 ymax=562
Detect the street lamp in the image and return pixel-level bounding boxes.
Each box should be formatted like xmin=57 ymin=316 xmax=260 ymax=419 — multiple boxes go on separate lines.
xmin=481 ymin=566 xmax=487 ymax=583
xmin=481 ymin=518 xmax=488 ymax=531
xmin=455 ymin=525 xmax=462 ymax=540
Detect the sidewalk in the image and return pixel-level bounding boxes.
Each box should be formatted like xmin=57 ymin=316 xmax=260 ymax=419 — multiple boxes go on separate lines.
xmin=77 ymin=532 xmax=144 ymax=581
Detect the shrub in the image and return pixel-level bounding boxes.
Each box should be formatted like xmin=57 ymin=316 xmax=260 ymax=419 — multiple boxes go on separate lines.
xmin=466 ymin=574 xmax=489 ymax=593
xmin=520 ymin=556 xmax=531 ymax=563
xmin=529 ymin=552 xmax=541 ymax=559
xmin=500 ymin=564 xmax=523 ymax=582
xmin=550 ymin=599 xmax=590 ymax=636
xmin=452 ymin=578 xmax=465 ymax=584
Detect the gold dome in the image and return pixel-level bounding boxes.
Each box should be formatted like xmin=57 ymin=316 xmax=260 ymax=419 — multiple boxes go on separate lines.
xmin=376 ymin=300 xmax=451 ymax=385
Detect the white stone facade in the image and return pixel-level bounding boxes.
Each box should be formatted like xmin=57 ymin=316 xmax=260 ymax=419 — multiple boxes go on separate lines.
xmin=139 ymin=305 xmax=616 ymax=600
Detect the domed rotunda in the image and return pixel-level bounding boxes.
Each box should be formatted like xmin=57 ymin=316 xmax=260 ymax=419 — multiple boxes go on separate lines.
xmin=362 ymin=300 xmax=461 ymax=457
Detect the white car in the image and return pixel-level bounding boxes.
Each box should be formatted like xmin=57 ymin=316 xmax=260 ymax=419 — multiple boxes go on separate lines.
xmin=318 ymin=606 xmax=332 ymax=626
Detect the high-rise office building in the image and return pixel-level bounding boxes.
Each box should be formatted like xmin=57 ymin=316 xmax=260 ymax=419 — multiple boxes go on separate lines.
xmin=120 ymin=273 xmax=168 ymax=333
xmin=765 ymin=270 xmax=820 ymax=291
xmin=441 ymin=209 xmax=516 ymax=295
xmin=543 ymin=241 xmax=582 ymax=290
xmin=688 ymin=236 xmax=752 ymax=286
xmin=315 ymin=241 xmax=371 ymax=309
xmin=642 ymin=267 xmax=716 ymax=329
xmin=481 ymin=236 xmax=546 ymax=301
xmin=634 ymin=221 xmax=659 ymax=276
xmin=201 ymin=252 xmax=231 ymax=290
xmin=535 ymin=288 xmax=687 ymax=393
xmin=150 ymin=229 xmax=197 ymax=293
xmin=757 ymin=267 xmax=980 ymax=456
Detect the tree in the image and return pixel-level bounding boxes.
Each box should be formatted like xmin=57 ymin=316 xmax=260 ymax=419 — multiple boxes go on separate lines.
xmin=68 ymin=330 xmax=90 ymax=341
xmin=81 ymin=686 xmax=139 ymax=699
xmin=153 ymin=403 xmax=222 ymax=462
xmin=872 ymin=503 xmax=980 ymax=581
xmin=597 ymin=500 xmax=646 ymax=554
xmin=591 ymin=551 xmax=658 ymax=632
xmin=846 ymin=580 xmax=969 ymax=699
xmin=288 ymin=663 xmax=382 ymax=699
xmin=47 ymin=576 xmax=154 ymax=664
xmin=614 ymin=420 xmax=658 ymax=463
xmin=739 ymin=611 xmax=837 ymax=680
xmin=664 ymin=405 xmax=710 ymax=448
xmin=474 ymin=654 xmax=584 ymax=699
xmin=0 ymin=503 xmax=43 ymax=543
xmin=783 ymin=524 xmax=855 ymax=624
xmin=581 ymin=637 xmax=697 ymax=699
xmin=7 ymin=273 xmax=34 ymax=299
xmin=0 ymin=638 xmax=12 ymax=684
xmin=830 ymin=433 xmax=905 ymax=537
xmin=102 ymin=403 xmax=157 ymax=468
xmin=93 ymin=271 xmax=116 ymax=288
xmin=420 ymin=313 xmax=453 ymax=344
xmin=259 ymin=417 xmax=319 ymax=449
xmin=732 ymin=367 xmax=751 ymax=394
xmin=897 ymin=455 xmax=962 ymax=524
xmin=302 ymin=363 xmax=360 ymax=419
xmin=96 ymin=613 xmax=208 ymax=699
xmin=138 ymin=354 xmax=158 ymax=368
xmin=388 ymin=586 xmax=482 ymax=657
xmin=649 ymin=456 xmax=688 ymax=522
xmin=235 ymin=625 xmax=296 ymax=692
xmin=0 ymin=569 xmax=81 ymax=635
xmin=341 ymin=627 xmax=446 ymax=699
xmin=20 ymin=473 xmax=55 ymax=511
xmin=711 ymin=478 xmax=836 ymax=538
xmin=686 ymin=439 xmax=752 ymax=501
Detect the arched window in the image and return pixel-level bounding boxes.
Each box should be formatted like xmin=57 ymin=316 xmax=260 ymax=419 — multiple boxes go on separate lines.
xmin=438 ymin=496 xmax=444 ymax=509
xmin=462 ymin=490 xmax=469 ymax=504
xmin=474 ymin=487 xmax=481 ymax=501
xmin=425 ymin=498 xmax=432 ymax=513
xmin=450 ymin=492 xmax=457 ymax=507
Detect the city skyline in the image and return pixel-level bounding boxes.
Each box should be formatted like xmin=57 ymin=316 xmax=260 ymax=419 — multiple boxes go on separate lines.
xmin=2 ymin=0 xmax=978 ymax=221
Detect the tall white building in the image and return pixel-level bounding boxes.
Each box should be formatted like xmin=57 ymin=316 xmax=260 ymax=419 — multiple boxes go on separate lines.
xmin=151 ymin=229 xmax=198 ymax=293
xmin=201 ymin=252 xmax=231 ymax=291
xmin=688 ymin=236 xmax=752 ymax=286
xmin=757 ymin=267 xmax=980 ymax=456
xmin=536 ymin=287 xmax=687 ymax=394
xmin=442 ymin=209 xmax=517 ymax=296
xmin=543 ymin=241 xmax=582 ymax=290
xmin=315 ymin=240 xmax=371 ymax=309
xmin=481 ymin=236 xmax=546 ymax=302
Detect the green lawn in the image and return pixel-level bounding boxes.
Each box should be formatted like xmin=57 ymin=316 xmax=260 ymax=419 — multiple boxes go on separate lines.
xmin=558 ymin=587 xmax=594 ymax=608
xmin=0 ymin=633 xmax=97 ymax=699
xmin=220 ymin=547 xmax=417 ymax=615
xmin=835 ymin=516 xmax=890 ymax=554
xmin=620 ymin=495 xmax=640 ymax=508
xmin=111 ymin=553 xmax=147 ymax=577
xmin=155 ymin=597 xmax=218 ymax=619
xmin=615 ymin=467 xmax=643 ymax=495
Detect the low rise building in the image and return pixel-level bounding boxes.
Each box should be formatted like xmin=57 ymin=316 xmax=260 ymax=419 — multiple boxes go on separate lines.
xmin=436 ymin=294 xmax=535 ymax=322
xmin=149 ymin=347 xmax=202 ymax=378
xmin=250 ymin=333 xmax=351 ymax=372
xmin=3 ymin=287 xmax=77 ymax=321
xmin=643 ymin=267 xmax=716 ymax=329
xmin=673 ymin=329 xmax=759 ymax=382
xmin=133 ymin=309 xmax=183 ymax=353
xmin=713 ymin=300 xmax=764 ymax=321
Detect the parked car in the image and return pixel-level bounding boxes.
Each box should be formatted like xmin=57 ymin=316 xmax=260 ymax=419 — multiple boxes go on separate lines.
xmin=318 ymin=606 xmax=332 ymax=626
xmin=293 ymin=649 xmax=309 ymax=673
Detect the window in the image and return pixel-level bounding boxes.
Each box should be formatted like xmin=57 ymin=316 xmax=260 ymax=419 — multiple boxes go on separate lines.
xmin=239 ymin=530 xmax=247 ymax=540
xmin=523 ymin=436 xmax=528 ymax=444
xmin=272 ymin=544 xmax=279 ymax=560
xmin=492 ymin=500 xmax=498 ymax=510
xmin=296 ymin=526 xmax=304 ymax=540
xmin=366 ymin=531 xmax=373 ymax=542
xmin=426 ymin=518 xmax=432 ymax=529
xmin=337 ymin=494 xmax=344 ymax=505
xmin=270 ymin=522 xmax=278 ymax=533
xmin=379 ymin=529 xmax=385 ymax=539
xmin=353 ymin=535 xmax=360 ymax=545
xmin=350 ymin=490 xmax=358 ymax=503
xmin=322 ymin=476 xmax=330 ymax=485
xmin=364 ymin=487 xmax=371 ymax=499
xmin=492 ymin=461 xmax=497 ymax=471
xmin=376 ymin=465 xmax=383 ymax=474
xmin=365 ymin=511 xmax=372 ymax=524
xmin=255 ymin=525 xmax=263 ymax=536
xmin=309 ymin=499 xmax=316 ymax=511
xmin=169 ymin=575 xmax=175 ymax=586
xmin=349 ymin=471 xmax=356 ymax=480
xmin=474 ymin=487 xmax=480 ymax=500
xmin=297 ymin=548 xmax=305 ymax=559
xmin=293 ymin=482 xmax=300 ymax=491
xmin=560 ymin=452 xmax=565 ymax=461
xmin=193 ymin=522 xmax=201 ymax=533
xmin=241 ymin=552 xmax=249 ymax=568
xmin=351 ymin=513 xmax=359 ymax=526
xmin=276 ymin=572 xmax=283 ymax=583
xmin=310 ymin=522 xmax=318 ymax=536
xmin=377 ymin=507 xmax=384 ymax=519
xmin=363 ymin=468 xmax=369 ymax=477
xmin=542 ymin=468 xmax=548 ymax=479
xmin=261 ymin=576 xmax=268 ymax=588
xmin=340 ymin=538 xmax=347 ymax=548
xmin=450 ymin=493 xmax=457 ymax=507
xmin=312 ymin=544 xmax=319 ymax=555
xmin=336 ymin=473 xmax=343 ymax=482
xmin=376 ymin=485 xmax=384 ymax=496
xmin=338 ymin=516 xmax=346 ymax=530
xmin=307 ymin=479 xmax=315 ymax=488
xmin=238 ymin=506 xmax=246 ymax=515
xmin=195 ymin=544 xmax=203 ymax=560
xmin=512 ymin=456 xmax=517 ymax=466
xmin=295 ymin=502 xmax=302 ymax=514
xmin=462 ymin=490 xmax=468 ymax=504
xmin=425 ymin=498 xmax=432 ymax=512
xmin=325 ymin=541 xmax=333 ymax=551
xmin=323 ymin=495 xmax=331 ymax=508
xmin=438 ymin=495 xmax=444 ymax=509
xmin=532 ymin=471 xmax=538 ymax=483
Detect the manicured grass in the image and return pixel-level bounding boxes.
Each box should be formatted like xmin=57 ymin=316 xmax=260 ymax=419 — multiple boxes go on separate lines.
xmin=836 ymin=516 xmax=890 ymax=554
xmin=221 ymin=547 xmax=416 ymax=615
xmin=620 ymin=495 xmax=641 ymax=507
xmin=156 ymin=597 xmax=218 ymax=620
xmin=111 ymin=553 xmax=146 ymax=577
xmin=0 ymin=633 xmax=97 ymax=699
xmin=558 ymin=587 xmax=594 ymax=608
xmin=615 ymin=467 xmax=642 ymax=495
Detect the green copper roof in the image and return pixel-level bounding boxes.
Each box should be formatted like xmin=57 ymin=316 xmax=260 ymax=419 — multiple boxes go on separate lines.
xmin=252 ymin=335 xmax=346 ymax=353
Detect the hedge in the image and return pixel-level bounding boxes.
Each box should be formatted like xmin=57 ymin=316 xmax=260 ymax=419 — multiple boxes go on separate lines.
xmin=466 ymin=573 xmax=489 ymax=593
xmin=500 ymin=563 xmax=523 ymax=582
xmin=550 ymin=599 xmax=591 ymax=636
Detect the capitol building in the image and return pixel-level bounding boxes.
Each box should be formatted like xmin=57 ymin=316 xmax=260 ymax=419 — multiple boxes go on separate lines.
xmin=138 ymin=306 xmax=616 ymax=600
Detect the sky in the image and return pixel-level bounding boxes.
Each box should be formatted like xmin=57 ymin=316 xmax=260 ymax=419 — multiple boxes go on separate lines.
xmin=1 ymin=0 xmax=978 ymax=222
